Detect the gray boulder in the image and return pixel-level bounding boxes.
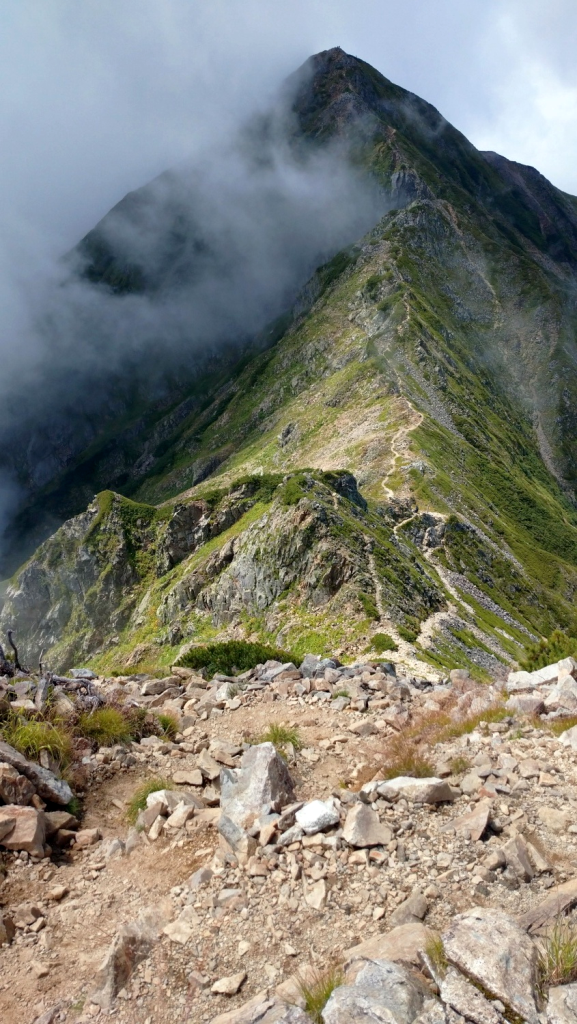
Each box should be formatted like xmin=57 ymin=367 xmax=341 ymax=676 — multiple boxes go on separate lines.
xmin=547 ymin=983 xmax=577 ymax=1024
xmin=439 ymin=967 xmax=500 ymax=1024
xmin=0 ymin=740 xmax=72 ymax=806
xmin=295 ymin=800 xmax=339 ymax=835
xmin=323 ymin=958 xmax=428 ymax=1023
xmin=220 ymin=743 xmax=294 ymax=829
xmin=442 ymin=909 xmax=540 ymax=1024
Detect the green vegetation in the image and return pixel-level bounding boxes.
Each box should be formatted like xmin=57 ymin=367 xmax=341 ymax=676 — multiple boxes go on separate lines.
xmin=297 ymin=965 xmax=344 ymax=1024
xmin=537 ymin=917 xmax=577 ymax=991
xmin=448 ymin=755 xmax=471 ymax=775
xmin=367 ymin=632 xmax=397 ymax=653
xmin=398 ymin=625 xmax=419 ymax=642
xmin=258 ymin=722 xmax=303 ymax=755
xmin=127 ymin=778 xmax=171 ymax=825
xmin=521 ymin=629 xmax=577 ymax=671
xmin=156 ymin=713 xmax=178 ymax=740
xmin=0 ymin=714 xmax=73 ymax=770
xmin=424 ymin=933 xmax=448 ymax=978
xmin=77 ymin=707 xmax=132 ymax=745
xmin=175 ymin=640 xmax=295 ymax=676
xmin=358 ymin=591 xmax=380 ymax=621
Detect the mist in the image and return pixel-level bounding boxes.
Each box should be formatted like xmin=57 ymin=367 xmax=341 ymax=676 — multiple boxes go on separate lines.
xmin=2 ymin=0 xmax=577 ymax=571
xmin=0 ymin=52 xmax=387 ymax=569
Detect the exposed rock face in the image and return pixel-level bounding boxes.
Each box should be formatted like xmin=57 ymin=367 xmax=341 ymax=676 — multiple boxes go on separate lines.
xmin=323 ymin=958 xmax=429 ymax=1024
xmin=0 ymin=763 xmax=35 ymax=805
xmin=0 ymin=741 xmax=72 ymax=806
xmin=546 ymin=983 xmax=577 ymax=1024
xmin=439 ymin=968 xmax=500 ymax=1024
xmin=0 ymin=805 xmax=46 ymax=857
xmin=89 ymin=908 xmax=169 ymax=1009
xmin=442 ymin=909 xmax=540 ymax=1024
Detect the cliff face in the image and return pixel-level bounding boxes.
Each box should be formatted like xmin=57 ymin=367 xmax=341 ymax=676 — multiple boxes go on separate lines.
xmin=3 ymin=48 xmax=577 ymax=675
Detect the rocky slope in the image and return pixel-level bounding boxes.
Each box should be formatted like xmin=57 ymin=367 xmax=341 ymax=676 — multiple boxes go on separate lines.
xmin=3 ymin=651 xmax=577 ymax=1023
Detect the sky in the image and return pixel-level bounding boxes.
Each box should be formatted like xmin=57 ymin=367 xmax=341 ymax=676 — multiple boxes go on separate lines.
xmin=1 ymin=0 xmax=577 ymax=256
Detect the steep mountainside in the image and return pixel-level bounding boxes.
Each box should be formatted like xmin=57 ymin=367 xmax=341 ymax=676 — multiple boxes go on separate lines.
xmin=3 ymin=47 xmax=577 ymax=675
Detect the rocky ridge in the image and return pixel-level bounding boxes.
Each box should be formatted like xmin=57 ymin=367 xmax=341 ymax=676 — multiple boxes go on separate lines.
xmin=3 ymin=651 xmax=577 ymax=1022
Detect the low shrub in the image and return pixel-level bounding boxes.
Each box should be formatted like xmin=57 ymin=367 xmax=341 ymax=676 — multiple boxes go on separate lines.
xmin=127 ymin=778 xmax=171 ymax=825
xmin=176 ymin=640 xmax=295 ymax=677
xmin=398 ymin=625 xmax=419 ymax=642
xmin=358 ymin=592 xmax=380 ymax=621
xmin=77 ymin=707 xmax=132 ymax=745
xmin=368 ymin=632 xmax=397 ymax=653
xmin=521 ymin=629 xmax=577 ymax=671
xmin=297 ymin=965 xmax=344 ymax=1024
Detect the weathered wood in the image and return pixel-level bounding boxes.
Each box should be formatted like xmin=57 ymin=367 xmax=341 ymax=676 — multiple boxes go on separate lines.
xmin=7 ymin=630 xmax=27 ymax=673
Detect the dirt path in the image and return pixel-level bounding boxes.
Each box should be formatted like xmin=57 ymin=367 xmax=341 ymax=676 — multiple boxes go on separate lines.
xmin=381 ymin=400 xmax=423 ymax=500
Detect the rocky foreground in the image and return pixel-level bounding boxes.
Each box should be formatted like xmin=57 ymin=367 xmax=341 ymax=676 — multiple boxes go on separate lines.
xmin=2 ymin=654 xmax=577 ymax=1022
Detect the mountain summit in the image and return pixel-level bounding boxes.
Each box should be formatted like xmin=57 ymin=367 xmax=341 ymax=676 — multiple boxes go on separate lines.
xmin=3 ymin=48 xmax=577 ymax=677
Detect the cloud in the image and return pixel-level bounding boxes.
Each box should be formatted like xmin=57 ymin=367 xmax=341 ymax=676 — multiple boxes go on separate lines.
xmin=0 ymin=0 xmax=576 ymax=567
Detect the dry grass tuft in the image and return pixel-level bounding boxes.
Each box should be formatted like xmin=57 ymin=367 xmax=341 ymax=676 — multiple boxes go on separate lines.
xmin=297 ymin=964 xmax=344 ymax=1023
xmin=424 ymin=932 xmax=448 ymax=979
xmin=541 ymin=715 xmax=577 ymax=737
xmin=1 ymin=713 xmax=74 ymax=769
xmin=258 ymin=722 xmax=303 ymax=755
xmin=538 ymin=917 xmax=577 ymax=991
xmin=77 ymin=707 xmax=132 ymax=745
xmin=448 ymin=755 xmax=471 ymax=775
xmin=156 ymin=712 xmax=179 ymax=739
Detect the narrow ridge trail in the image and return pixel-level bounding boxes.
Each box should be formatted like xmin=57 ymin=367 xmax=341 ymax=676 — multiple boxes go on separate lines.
xmin=381 ymin=400 xmax=424 ymax=500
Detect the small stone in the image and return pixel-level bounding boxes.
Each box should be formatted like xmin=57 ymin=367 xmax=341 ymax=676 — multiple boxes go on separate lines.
xmin=502 ymin=835 xmax=534 ymax=883
xmin=304 ymin=879 xmax=327 ymax=910
xmin=389 ymin=891 xmax=428 ymax=927
xmin=211 ymin=971 xmax=247 ymax=996
xmin=443 ymin=798 xmax=492 ymax=841
xmin=0 ymin=805 xmax=45 ymax=856
xmin=30 ymin=960 xmax=49 ymax=979
xmin=166 ymin=803 xmax=195 ymax=828
xmin=460 ymin=772 xmax=483 ymax=795
xmin=343 ymin=803 xmax=392 ymax=848
xmin=295 ymin=800 xmax=339 ymax=836
xmin=163 ymin=919 xmax=193 ymax=944
xmin=47 ymin=885 xmax=68 ymax=901
xmin=74 ymin=828 xmax=101 ymax=848
xmin=377 ymin=777 xmax=455 ymax=804
xmin=172 ymin=769 xmax=203 ymax=786
xmin=538 ymin=806 xmax=570 ymax=832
